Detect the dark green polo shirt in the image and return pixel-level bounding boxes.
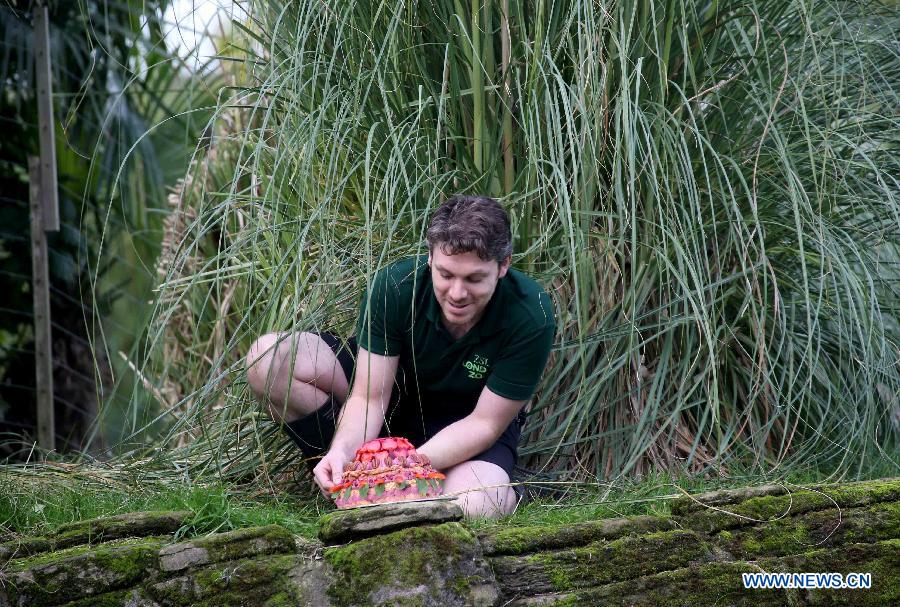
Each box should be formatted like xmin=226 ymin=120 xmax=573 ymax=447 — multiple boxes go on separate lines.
xmin=355 ymin=256 xmax=555 ymax=422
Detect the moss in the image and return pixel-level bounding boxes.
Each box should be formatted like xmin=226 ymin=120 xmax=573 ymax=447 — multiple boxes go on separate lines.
xmin=670 ymin=484 xmax=788 ymax=516
xmin=3 ymin=537 xmax=164 ymax=606
xmin=506 ymin=530 xmax=713 ymax=593
xmin=452 ymin=575 xmax=477 ymax=595
xmin=560 ymin=540 xmax=898 ymax=606
xmin=572 ymin=560 xmax=786 ymax=606
xmin=477 ymin=515 xmax=671 ymax=556
xmin=264 ymin=591 xmax=296 ymax=607
xmin=532 ymin=594 xmax=580 ymax=607
xmin=185 ymin=524 xmax=296 ymax=563
xmin=741 ymin=535 xmax=763 ymax=554
xmin=59 ymin=589 xmax=147 ymax=607
xmin=4 ymin=541 xmax=92 ymax=570
xmin=324 ymin=522 xmax=491 ymax=607
xmin=0 ymin=536 xmax=55 ymax=563
xmin=5 ymin=536 xmax=165 ymax=572
xmin=196 ymin=553 xmax=296 ymax=592
xmin=712 ymin=503 xmax=899 ymax=560
xmin=52 ymin=511 xmax=191 ymax=548
xmin=145 ymin=554 xmax=300 ymax=607
xmin=683 ymin=478 xmax=900 ymax=533
xmin=756 ymin=540 xmax=899 ymax=606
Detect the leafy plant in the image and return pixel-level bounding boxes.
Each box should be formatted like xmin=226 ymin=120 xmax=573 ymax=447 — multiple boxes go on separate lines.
xmin=0 ymin=0 xmax=220 ymax=456
xmin=140 ymin=0 xmax=898 ymax=485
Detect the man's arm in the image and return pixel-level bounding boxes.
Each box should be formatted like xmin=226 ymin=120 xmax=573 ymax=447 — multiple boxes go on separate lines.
xmin=312 ymin=346 xmax=399 ymax=492
xmin=416 ymin=387 xmax=526 ymax=470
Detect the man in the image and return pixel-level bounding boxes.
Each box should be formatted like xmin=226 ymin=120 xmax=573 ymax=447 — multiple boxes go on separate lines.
xmin=246 ymin=195 xmax=555 ymax=517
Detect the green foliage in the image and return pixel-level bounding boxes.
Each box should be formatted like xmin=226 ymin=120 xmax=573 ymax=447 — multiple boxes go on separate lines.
xmin=0 ymin=465 xmax=322 ymax=540
xmin=0 ymin=0 xmax=220 ymax=455
xmin=138 ymin=0 xmax=899 ymax=486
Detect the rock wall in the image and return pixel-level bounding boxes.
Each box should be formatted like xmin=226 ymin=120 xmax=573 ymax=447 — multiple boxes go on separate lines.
xmin=0 ymin=479 xmax=897 ymax=606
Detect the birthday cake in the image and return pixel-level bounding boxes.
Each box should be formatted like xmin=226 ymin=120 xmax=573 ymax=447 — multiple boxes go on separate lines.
xmin=329 ymin=437 xmax=446 ymax=508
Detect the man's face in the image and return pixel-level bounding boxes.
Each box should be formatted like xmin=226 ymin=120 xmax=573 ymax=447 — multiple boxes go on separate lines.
xmin=429 ymin=246 xmax=510 ymax=335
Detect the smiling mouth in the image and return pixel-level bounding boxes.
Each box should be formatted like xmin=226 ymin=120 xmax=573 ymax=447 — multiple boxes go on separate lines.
xmin=446 ymin=301 xmax=469 ymax=313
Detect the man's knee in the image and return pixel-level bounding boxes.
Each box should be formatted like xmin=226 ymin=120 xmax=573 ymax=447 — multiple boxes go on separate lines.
xmin=455 ymin=486 xmax=516 ymax=519
xmin=246 ymin=331 xmax=325 ymax=395
xmin=443 ymin=460 xmax=517 ymax=519
xmin=246 ymin=332 xmax=284 ymax=396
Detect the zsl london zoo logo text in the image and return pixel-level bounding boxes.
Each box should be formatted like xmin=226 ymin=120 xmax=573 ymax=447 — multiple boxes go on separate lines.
xmin=463 ymin=354 xmax=489 ymax=379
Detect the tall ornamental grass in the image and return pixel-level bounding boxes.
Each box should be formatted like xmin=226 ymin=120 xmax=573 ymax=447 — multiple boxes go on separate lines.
xmin=132 ymin=0 xmax=898 ymax=484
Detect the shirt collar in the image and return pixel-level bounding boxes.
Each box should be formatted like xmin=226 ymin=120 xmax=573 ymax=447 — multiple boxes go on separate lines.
xmin=422 ymin=272 xmax=508 ymax=341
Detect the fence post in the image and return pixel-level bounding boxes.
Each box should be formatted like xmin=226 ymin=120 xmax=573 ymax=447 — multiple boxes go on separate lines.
xmin=28 ymin=157 xmax=55 ymax=453
xmin=34 ymin=1 xmax=59 ymax=230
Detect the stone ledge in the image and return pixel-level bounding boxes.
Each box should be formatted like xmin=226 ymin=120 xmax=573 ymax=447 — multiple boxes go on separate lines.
xmin=0 ymin=511 xmax=192 ymax=565
xmin=507 ymin=540 xmax=899 ymax=606
xmin=0 ymin=478 xmax=896 ymax=606
xmin=318 ymin=499 xmax=464 ymax=544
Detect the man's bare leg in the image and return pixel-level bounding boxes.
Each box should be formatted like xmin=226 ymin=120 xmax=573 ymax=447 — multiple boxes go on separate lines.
xmin=442 ymin=460 xmax=518 ymax=519
xmin=245 ymin=332 xmax=350 ymax=422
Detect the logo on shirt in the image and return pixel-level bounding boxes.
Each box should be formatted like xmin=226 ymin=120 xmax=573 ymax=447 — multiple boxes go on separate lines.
xmin=463 ymin=354 xmax=489 ymax=379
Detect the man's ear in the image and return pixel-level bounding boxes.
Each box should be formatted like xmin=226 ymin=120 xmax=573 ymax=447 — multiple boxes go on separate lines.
xmin=498 ymin=255 xmax=511 ymax=279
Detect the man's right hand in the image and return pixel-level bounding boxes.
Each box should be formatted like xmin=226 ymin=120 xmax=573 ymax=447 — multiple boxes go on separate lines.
xmin=312 ymin=447 xmax=353 ymax=497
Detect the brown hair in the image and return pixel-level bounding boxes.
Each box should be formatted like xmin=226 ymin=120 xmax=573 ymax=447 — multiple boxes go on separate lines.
xmin=426 ymin=195 xmax=512 ymax=264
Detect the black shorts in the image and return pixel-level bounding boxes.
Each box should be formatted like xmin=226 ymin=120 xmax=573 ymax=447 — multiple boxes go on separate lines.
xmin=283 ymin=333 xmax=522 ymax=478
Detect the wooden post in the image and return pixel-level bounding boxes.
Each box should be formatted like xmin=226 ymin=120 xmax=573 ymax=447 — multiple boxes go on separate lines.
xmin=34 ymin=2 xmax=59 ymax=231
xmin=28 ymin=157 xmax=55 ymax=452
xmin=32 ymin=0 xmax=59 ymax=454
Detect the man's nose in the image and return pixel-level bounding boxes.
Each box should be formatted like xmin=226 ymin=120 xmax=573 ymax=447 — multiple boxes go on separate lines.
xmin=449 ymin=280 xmax=466 ymax=300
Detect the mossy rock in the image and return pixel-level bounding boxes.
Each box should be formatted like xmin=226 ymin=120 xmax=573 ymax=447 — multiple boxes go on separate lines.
xmin=0 ymin=536 xmax=167 ymax=606
xmin=0 ymin=511 xmax=191 ymax=567
xmin=325 ymin=522 xmax=498 ymax=606
xmin=158 ymin=524 xmax=296 ymax=572
xmin=670 ymin=484 xmax=789 ymax=516
xmin=491 ymin=529 xmax=715 ymax=596
xmin=53 ymin=511 xmax=192 ymax=549
xmin=1 ymin=477 xmax=895 ymax=607
xmin=715 ymin=502 xmax=900 ymax=559
xmin=318 ymin=500 xmax=463 ymax=544
xmin=477 ymin=515 xmax=674 ymax=556
xmin=503 ymin=540 xmax=898 ymax=606
xmin=533 ymin=560 xmax=782 ymax=607
xmin=147 ymin=553 xmax=301 ymax=607
xmin=0 ymin=536 xmax=54 ymax=564
xmin=58 ymin=589 xmax=159 ymax=607
xmin=680 ymin=478 xmax=900 ymax=534
xmin=755 ymin=539 xmax=900 ymax=606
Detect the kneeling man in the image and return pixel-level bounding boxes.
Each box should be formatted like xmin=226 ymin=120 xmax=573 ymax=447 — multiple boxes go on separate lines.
xmin=246 ymin=195 xmax=555 ymax=518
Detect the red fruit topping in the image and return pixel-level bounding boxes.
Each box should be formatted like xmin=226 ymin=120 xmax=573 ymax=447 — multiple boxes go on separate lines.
xmin=332 ymin=436 xmax=443 ymax=509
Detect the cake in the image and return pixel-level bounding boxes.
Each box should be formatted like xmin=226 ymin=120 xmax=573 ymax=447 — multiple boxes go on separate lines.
xmin=329 ymin=437 xmax=446 ymax=508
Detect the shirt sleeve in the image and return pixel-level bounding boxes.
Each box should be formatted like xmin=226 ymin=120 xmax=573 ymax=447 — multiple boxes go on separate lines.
xmin=486 ymin=292 xmax=556 ymax=401
xmin=355 ymin=265 xmax=404 ymax=356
